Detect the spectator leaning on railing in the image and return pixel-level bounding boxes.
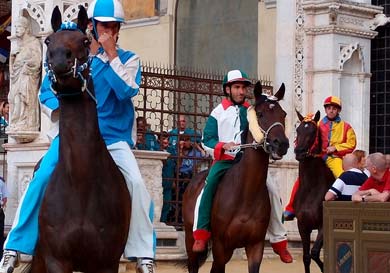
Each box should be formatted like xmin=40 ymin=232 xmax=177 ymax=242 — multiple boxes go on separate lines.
xmin=352 ymin=153 xmax=390 ymax=202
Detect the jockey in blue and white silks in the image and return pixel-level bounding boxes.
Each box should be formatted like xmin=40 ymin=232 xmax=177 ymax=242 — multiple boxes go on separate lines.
xmin=1 ymin=2 xmax=156 ymax=273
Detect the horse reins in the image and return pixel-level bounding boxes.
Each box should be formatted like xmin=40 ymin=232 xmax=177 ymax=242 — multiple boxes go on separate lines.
xmin=229 ymin=121 xmax=285 ymax=153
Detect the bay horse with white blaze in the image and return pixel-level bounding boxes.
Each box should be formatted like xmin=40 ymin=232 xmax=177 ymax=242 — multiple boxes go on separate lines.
xmin=294 ymin=110 xmax=334 ymax=273
xmin=30 ymin=6 xmax=131 ymax=273
xmin=183 ymin=82 xmax=289 ymax=273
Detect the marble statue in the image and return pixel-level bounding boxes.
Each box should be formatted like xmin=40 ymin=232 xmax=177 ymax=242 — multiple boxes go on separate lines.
xmin=8 ymin=16 xmax=42 ymax=132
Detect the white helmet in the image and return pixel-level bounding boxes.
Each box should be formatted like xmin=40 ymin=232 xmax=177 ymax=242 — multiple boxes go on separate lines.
xmin=87 ymin=0 xmax=125 ymax=22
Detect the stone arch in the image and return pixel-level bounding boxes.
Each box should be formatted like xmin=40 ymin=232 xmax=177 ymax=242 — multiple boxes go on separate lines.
xmin=338 ymin=42 xmax=365 ymax=149
xmin=23 ymin=3 xmax=45 ymax=33
xmin=338 ymin=43 xmax=364 ymax=73
xmin=63 ymin=2 xmax=89 ymax=22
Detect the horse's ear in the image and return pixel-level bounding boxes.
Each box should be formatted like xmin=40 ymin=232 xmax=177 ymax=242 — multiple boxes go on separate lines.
xmin=274 ymin=83 xmax=285 ymax=101
xmin=296 ymin=109 xmax=304 ymax=122
xmin=253 ymin=81 xmax=263 ymax=101
xmin=314 ymin=110 xmax=321 ymax=122
xmin=77 ymin=5 xmax=88 ymax=34
xmin=51 ymin=6 xmax=62 ymax=32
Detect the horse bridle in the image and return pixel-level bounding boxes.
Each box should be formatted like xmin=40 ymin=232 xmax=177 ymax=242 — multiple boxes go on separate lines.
xmin=230 ymin=119 xmax=285 ymax=154
xmin=295 ymin=118 xmax=320 ymax=158
xmin=44 ymin=56 xmax=97 ymax=104
xmin=44 ymin=23 xmax=97 ymax=104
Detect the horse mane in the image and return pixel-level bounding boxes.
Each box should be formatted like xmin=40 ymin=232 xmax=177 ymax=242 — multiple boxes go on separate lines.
xmin=312 ymin=125 xmax=323 ymax=156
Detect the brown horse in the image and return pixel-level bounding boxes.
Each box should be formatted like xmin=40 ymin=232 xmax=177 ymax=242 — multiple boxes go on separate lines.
xmin=30 ymin=6 xmax=131 ymax=273
xmin=293 ymin=110 xmax=334 ymax=273
xmin=183 ymin=82 xmax=289 ymax=273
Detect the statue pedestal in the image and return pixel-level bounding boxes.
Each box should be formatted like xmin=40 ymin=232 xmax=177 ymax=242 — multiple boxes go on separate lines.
xmin=3 ymin=141 xmax=49 ymax=228
xmin=6 ymin=130 xmax=40 ymax=144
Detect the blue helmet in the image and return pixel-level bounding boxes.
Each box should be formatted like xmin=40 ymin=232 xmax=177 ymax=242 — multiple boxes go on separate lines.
xmin=87 ymin=0 xmax=125 ymax=22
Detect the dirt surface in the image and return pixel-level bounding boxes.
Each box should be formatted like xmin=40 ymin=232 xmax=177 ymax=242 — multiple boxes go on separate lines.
xmin=127 ymin=256 xmax=322 ymax=273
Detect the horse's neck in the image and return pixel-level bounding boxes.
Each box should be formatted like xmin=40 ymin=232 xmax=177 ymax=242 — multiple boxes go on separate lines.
xmin=238 ymin=132 xmax=269 ymax=190
xmin=58 ymin=87 xmax=103 ymax=160
xmin=299 ymin=157 xmax=329 ymax=187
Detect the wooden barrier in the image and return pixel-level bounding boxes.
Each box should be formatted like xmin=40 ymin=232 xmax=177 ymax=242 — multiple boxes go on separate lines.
xmin=324 ymin=201 xmax=390 ymax=273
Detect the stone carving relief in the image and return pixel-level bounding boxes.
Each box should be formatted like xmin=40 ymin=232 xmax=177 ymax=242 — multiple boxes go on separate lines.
xmin=338 ymin=42 xmax=365 ymax=72
xmin=364 ymin=13 xmax=390 ymax=31
xmin=7 ymin=16 xmax=42 ymax=143
xmin=329 ymin=4 xmax=340 ymax=25
xmin=294 ymin=0 xmax=304 ymax=130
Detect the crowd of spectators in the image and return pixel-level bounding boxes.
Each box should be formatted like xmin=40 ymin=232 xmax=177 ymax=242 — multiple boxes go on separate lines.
xmin=134 ymin=114 xmax=210 ymax=225
xmin=324 ymin=151 xmax=390 ymax=203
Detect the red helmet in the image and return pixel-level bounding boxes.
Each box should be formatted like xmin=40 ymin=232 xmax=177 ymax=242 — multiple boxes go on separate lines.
xmin=323 ymin=96 xmax=342 ymax=109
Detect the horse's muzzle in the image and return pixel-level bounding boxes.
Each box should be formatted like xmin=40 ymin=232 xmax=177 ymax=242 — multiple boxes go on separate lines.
xmin=269 ymin=138 xmax=289 ymax=160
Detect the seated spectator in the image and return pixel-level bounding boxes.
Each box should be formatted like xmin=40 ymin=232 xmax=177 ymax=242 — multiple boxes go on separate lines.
xmin=159 ymin=132 xmax=176 ymax=223
xmin=353 ymin=149 xmax=370 ymax=176
xmin=169 ymin=114 xmax=201 ymax=148
xmin=136 ymin=116 xmax=159 ymax=151
xmin=325 ymin=153 xmax=368 ymax=201
xmin=352 ymin=153 xmax=390 ymax=202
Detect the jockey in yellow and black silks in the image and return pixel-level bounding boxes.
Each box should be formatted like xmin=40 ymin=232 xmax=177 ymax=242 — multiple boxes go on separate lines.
xmin=284 ymin=96 xmax=356 ymax=221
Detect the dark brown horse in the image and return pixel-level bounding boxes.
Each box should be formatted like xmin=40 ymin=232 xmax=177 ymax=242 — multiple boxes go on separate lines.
xmin=293 ymin=110 xmax=334 ymax=273
xmin=183 ymin=82 xmax=289 ymax=273
xmin=31 ymin=6 xmax=131 ymax=273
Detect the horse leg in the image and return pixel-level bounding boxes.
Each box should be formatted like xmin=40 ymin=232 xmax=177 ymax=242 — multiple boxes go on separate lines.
xmin=245 ymin=240 xmax=265 ymax=273
xmin=298 ymin=224 xmax=312 ymax=273
xmin=311 ymin=228 xmax=324 ymax=272
xmin=89 ymin=266 xmax=120 ymax=273
xmin=30 ymin=253 xmax=46 ymax=273
xmin=185 ymin=226 xmax=206 ymax=273
xmin=210 ymin=241 xmax=233 ymax=273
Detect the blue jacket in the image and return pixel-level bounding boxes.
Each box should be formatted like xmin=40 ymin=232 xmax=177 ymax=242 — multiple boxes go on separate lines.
xmin=39 ymin=48 xmax=141 ymax=146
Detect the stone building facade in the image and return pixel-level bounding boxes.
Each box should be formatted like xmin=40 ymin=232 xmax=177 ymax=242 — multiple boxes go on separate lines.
xmin=4 ymin=0 xmax=389 ymax=256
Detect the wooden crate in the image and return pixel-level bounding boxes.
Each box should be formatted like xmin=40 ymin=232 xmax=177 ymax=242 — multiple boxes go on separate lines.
xmin=324 ymin=201 xmax=390 ymax=273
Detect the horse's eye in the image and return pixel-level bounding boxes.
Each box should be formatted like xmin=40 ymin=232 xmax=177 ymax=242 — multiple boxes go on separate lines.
xmin=304 ymin=124 xmax=309 ymax=128
xmin=257 ymin=112 xmax=263 ymax=118
xmin=84 ymin=38 xmax=91 ymax=47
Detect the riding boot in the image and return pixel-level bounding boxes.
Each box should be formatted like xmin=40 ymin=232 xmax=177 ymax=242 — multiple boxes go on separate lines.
xmin=0 ymin=250 xmax=20 ymax=273
xmin=192 ymin=229 xmax=211 ymax=252
xmin=272 ymin=240 xmax=293 ymax=263
xmin=136 ymin=258 xmax=154 ymax=273
xmin=283 ymin=178 xmax=300 ymax=221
